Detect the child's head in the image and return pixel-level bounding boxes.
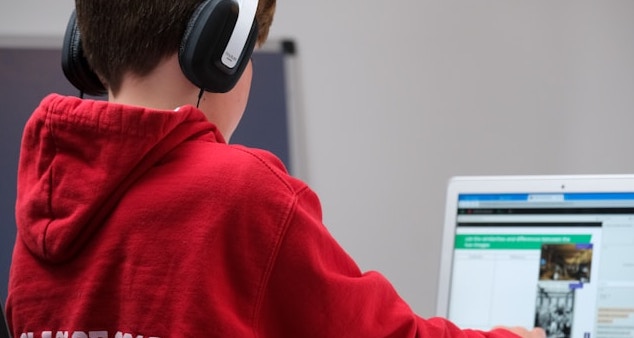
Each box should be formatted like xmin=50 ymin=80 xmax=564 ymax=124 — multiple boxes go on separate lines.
xmin=74 ymin=0 xmax=276 ymax=95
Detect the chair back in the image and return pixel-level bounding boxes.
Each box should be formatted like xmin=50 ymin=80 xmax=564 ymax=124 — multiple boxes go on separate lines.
xmin=0 ymin=303 xmax=10 ymax=338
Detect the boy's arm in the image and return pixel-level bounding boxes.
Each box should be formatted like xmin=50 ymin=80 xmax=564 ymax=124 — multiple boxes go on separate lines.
xmin=256 ymin=187 xmax=540 ymax=338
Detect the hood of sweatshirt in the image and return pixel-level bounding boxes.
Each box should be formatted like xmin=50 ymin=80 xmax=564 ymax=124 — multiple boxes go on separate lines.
xmin=15 ymin=94 xmax=224 ymax=263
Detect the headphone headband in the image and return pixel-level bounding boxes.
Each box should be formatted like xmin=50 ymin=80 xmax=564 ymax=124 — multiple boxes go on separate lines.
xmin=222 ymin=0 xmax=259 ymax=69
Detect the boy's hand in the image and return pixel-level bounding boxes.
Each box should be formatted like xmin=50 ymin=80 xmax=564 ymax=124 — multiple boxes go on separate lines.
xmin=499 ymin=326 xmax=546 ymax=338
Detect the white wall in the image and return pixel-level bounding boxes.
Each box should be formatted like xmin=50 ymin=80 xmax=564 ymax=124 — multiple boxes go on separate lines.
xmin=2 ymin=0 xmax=634 ymax=318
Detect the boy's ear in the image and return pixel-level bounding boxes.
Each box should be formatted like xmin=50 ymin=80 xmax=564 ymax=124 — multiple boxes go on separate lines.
xmin=61 ymin=10 xmax=107 ymax=96
xmin=179 ymin=0 xmax=259 ymax=93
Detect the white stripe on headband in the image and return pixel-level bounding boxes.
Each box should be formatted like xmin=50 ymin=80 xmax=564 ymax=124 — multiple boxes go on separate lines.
xmin=222 ymin=0 xmax=259 ymax=69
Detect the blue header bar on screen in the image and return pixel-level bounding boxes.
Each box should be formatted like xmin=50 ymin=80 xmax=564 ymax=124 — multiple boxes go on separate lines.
xmin=458 ymin=192 xmax=634 ymax=202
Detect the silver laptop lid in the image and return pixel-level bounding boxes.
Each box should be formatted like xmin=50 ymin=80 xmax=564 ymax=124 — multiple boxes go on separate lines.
xmin=437 ymin=174 xmax=634 ymax=338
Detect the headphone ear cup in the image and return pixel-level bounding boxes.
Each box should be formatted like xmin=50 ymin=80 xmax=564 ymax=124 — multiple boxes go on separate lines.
xmin=61 ymin=10 xmax=107 ymax=96
xmin=179 ymin=0 xmax=258 ymax=93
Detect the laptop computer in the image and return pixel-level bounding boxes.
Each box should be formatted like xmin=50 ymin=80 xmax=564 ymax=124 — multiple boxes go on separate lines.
xmin=436 ymin=175 xmax=634 ymax=338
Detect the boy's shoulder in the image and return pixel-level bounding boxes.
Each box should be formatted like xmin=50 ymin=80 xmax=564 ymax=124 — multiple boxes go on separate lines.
xmin=226 ymin=144 xmax=306 ymax=194
xmin=166 ymin=141 xmax=308 ymax=198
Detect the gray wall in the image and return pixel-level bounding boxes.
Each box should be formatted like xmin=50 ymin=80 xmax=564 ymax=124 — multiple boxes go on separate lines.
xmin=2 ymin=0 xmax=634 ymax=318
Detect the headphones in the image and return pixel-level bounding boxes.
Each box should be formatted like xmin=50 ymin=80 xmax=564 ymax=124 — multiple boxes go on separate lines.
xmin=61 ymin=0 xmax=259 ymax=96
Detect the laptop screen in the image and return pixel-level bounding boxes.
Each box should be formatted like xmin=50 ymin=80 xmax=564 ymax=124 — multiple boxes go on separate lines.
xmin=436 ymin=176 xmax=634 ymax=338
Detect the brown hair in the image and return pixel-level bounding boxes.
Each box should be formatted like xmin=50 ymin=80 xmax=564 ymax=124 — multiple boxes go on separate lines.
xmin=75 ymin=0 xmax=276 ymax=94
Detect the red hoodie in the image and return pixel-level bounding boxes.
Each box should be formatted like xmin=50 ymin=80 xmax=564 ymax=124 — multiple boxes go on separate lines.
xmin=7 ymin=94 xmax=519 ymax=338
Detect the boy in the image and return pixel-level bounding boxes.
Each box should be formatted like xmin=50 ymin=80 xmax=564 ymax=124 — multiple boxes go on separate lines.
xmin=6 ymin=1 xmax=543 ymax=337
